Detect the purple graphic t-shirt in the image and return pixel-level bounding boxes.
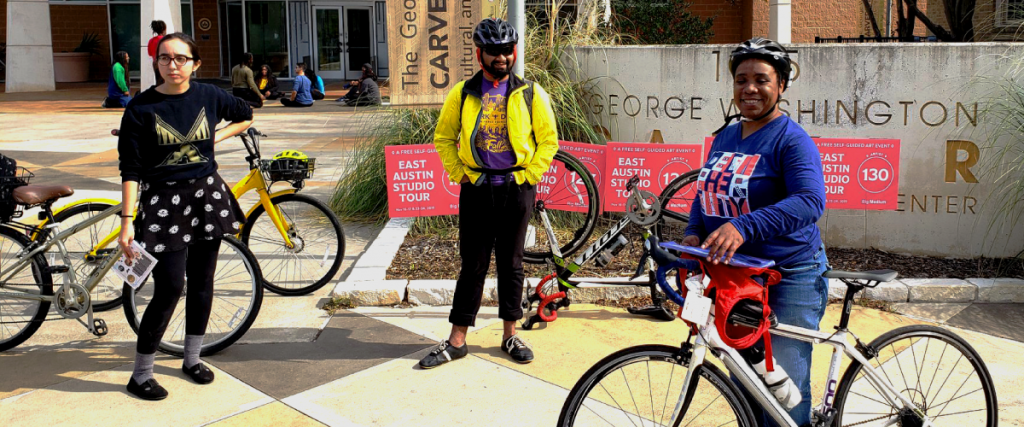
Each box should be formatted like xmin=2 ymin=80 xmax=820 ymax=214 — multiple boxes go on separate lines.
xmin=474 ymin=79 xmax=517 ymax=185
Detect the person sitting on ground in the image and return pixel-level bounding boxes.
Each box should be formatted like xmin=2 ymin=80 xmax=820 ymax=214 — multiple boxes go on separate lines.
xmin=256 ymin=64 xmax=283 ymax=100
xmin=306 ymin=68 xmax=326 ymax=100
xmin=103 ymin=51 xmax=131 ymax=108
xmin=231 ymin=53 xmax=263 ymax=108
xmin=281 ymin=63 xmax=314 ymax=107
xmin=335 ymin=63 xmax=381 ymax=107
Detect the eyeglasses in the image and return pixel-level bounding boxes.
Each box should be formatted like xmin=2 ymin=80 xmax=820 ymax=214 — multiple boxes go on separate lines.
xmin=157 ymin=55 xmax=194 ymax=67
xmin=483 ymin=45 xmax=515 ymax=57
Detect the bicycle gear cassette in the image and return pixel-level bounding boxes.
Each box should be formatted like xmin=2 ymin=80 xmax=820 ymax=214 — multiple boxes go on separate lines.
xmin=625 ymin=190 xmax=661 ymax=226
xmin=55 ymin=284 xmax=91 ymax=319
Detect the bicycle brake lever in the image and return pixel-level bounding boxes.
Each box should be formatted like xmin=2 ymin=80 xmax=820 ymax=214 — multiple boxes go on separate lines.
xmin=631 ymin=251 xmax=649 ymax=281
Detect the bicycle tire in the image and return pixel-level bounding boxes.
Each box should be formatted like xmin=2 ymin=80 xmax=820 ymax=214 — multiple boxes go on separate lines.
xmin=655 ymin=169 xmax=700 ymax=243
xmin=43 ymin=202 xmax=125 ymax=312
xmin=524 ymin=150 xmax=600 ymax=264
xmin=833 ymin=325 xmax=998 ymax=427
xmin=240 ymin=193 xmax=345 ymax=296
xmin=559 ymin=344 xmax=756 ymax=427
xmin=0 ymin=225 xmax=54 ymax=352
xmin=122 ymin=236 xmax=263 ymax=357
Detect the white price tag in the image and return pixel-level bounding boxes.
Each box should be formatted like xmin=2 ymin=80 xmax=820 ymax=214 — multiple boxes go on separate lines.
xmin=680 ymin=294 xmax=712 ymax=326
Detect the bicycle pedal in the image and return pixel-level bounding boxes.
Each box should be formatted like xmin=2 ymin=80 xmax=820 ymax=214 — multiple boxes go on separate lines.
xmin=92 ymin=319 xmax=108 ymax=336
xmin=44 ymin=265 xmax=70 ymax=274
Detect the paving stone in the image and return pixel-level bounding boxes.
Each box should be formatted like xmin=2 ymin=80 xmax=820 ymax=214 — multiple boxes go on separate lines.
xmin=903 ymin=278 xmax=976 ymax=303
xmin=862 ymin=280 xmax=909 ymax=302
xmin=343 ymin=267 xmax=387 ymax=282
xmin=331 ymin=280 xmax=407 ymax=306
xmin=967 ymin=278 xmax=1024 ymax=303
xmin=891 ymin=303 xmax=971 ymax=323
xmin=407 ymin=280 xmax=457 ymax=305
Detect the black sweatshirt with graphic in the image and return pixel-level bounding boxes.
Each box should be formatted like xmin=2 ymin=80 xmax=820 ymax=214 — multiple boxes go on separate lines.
xmin=118 ymin=82 xmax=253 ymax=183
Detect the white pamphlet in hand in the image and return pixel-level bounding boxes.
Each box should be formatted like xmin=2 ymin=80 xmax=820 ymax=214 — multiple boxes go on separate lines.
xmin=113 ymin=241 xmax=157 ymax=290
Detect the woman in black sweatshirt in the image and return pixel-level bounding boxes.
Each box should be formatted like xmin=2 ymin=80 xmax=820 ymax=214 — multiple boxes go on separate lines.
xmin=117 ymin=33 xmax=253 ymax=401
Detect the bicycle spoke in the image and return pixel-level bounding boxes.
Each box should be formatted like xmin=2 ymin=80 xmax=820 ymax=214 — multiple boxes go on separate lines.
xmin=619 ymin=368 xmax=645 ymax=427
xmin=597 ymin=381 xmax=641 ymax=427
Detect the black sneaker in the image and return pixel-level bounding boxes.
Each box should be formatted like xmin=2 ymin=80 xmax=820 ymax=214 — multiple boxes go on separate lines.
xmin=126 ymin=377 xmax=169 ymax=401
xmin=501 ymin=335 xmax=534 ymax=364
xmin=182 ymin=363 xmax=215 ymax=384
xmin=418 ymin=340 xmax=468 ymax=369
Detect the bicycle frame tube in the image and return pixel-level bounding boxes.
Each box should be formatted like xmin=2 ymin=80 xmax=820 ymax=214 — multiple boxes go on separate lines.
xmin=676 ymin=320 xmax=930 ymax=427
xmin=231 ymin=167 xmax=295 ymax=247
xmin=0 ymin=203 xmax=124 ymax=302
xmin=550 ymin=215 xmax=638 ymax=288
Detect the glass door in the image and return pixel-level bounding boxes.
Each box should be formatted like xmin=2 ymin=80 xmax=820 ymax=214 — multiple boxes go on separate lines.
xmin=313 ymin=6 xmax=345 ymax=79
xmin=344 ymin=7 xmax=373 ymax=80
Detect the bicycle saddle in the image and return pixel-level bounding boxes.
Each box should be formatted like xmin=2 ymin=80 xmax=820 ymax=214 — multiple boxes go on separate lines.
xmin=824 ymin=269 xmax=898 ymax=284
xmin=12 ymin=185 xmax=74 ymax=206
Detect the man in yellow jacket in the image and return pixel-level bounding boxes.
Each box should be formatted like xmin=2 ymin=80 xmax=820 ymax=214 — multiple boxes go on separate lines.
xmin=420 ymin=18 xmax=559 ymax=369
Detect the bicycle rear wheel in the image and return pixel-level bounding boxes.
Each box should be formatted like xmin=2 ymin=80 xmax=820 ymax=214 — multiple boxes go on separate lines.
xmin=655 ymin=170 xmax=699 ymax=243
xmin=834 ymin=325 xmax=998 ymax=427
xmin=524 ymin=150 xmax=600 ymax=264
xmin=240 ymin=193 xmax=345 ymax=296
xmin=559 ymin=344 xmax=756 ymax=427
xmin=42 ymin=202 xmax=125 ymax=312
xmin=0 ymin=225 xmax=53 ymax=352
xmin=123 ymin=236 xmax=263 ymax=356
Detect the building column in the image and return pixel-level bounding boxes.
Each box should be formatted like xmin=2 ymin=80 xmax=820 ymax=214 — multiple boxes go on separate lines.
xmin=5 ymin=0 xmax=55 ymax=92
xmin=141 ymin=0 xmax=182 ymax=90
xmin=769 ymin=0 xmax=792 ymax=43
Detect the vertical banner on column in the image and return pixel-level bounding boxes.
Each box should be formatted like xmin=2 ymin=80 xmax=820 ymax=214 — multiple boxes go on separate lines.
xmin=816 ymin=138 xmax=900 ymax=210
xmin=385 ymin=144 xmax=461 ymax=218
xmin=605 ymin=142 xmax=704 ymax=212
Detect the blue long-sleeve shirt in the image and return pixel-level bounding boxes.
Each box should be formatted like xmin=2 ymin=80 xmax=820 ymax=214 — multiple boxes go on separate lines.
xmin=684 ymin=115 xmax=825 ymax=267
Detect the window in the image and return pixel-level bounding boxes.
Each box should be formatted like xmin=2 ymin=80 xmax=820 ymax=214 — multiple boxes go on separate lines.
xmin=1000 ymin=0 xmax=1024 ymax=26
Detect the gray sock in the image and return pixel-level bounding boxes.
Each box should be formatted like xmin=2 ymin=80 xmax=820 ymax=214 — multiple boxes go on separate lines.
xmin=131 ymin=352 xmax=156 ymax=384
xmin=183 ymin=335 xmax=204 ymax=368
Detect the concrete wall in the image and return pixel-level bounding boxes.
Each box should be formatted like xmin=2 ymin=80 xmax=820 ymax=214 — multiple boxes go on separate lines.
xmin=568 ymin=43 xmax=1024 ymax=258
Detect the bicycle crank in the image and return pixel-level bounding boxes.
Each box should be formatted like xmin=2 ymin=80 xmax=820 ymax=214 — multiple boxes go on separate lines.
xmin=625 ymin=190 xmax=661 ymax=226
xmin=54 ymin=283 xmax=91 ymax=319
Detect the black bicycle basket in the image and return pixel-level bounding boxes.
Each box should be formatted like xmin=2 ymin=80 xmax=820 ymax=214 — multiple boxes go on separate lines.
xmin=261 ymin=157 xmax=316 ymax=184
xmin=0 ymin=153 xmax=33 ymax=223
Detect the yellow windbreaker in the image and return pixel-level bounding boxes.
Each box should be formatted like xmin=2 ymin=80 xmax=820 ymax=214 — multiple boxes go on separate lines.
xmin=433 ymin=71 xmax=559 ymax=186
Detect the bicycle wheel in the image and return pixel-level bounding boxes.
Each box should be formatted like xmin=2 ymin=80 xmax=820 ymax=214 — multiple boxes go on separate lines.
xmin=122 ymin=236 xmax=263 ymax=357
xmin=559 ymin=344 xmax=756 ymax=427
xmin=42 ymin=202 xmax=125 ymax=312
xmin=655 ymin=170 xmax=699 ymax=243
xmin=0 ymin=225 xmax=53 ymax=351
xmin=833 ymin=325 xmax=998 ymax=427
xmin=524 ymin=150 xmax=600 ymax=264
xmin=240 ymin=193 xmax=345 ymax=296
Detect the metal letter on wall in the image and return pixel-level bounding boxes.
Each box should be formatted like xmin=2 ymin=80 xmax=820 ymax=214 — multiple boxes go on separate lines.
xmin=388 ymin=0 xmax=483 ymax=107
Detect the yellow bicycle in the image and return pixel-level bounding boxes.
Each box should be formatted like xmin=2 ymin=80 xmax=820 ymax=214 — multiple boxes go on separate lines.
xmin=35 ymin=128 xmax=345 ymax=310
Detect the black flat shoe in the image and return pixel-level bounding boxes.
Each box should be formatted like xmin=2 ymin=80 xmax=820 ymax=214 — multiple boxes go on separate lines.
xmin=126 ymin=377 xmax=168 ymax=401
xmin=181 ymin=363 xmax=215 ymax=384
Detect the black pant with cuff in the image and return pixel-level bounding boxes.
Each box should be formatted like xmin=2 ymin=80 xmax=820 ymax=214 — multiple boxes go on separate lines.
xmin=449 ymin=181 xmax=536 ymax=327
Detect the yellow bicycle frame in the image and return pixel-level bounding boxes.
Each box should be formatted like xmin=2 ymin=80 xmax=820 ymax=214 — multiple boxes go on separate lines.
xmin=35 ymin=166 xmax=298 ymax=256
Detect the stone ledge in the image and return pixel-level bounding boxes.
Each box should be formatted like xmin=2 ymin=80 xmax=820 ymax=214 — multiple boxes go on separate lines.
xmin=967 ymin=278 xmax=1024 ymax=303
xmin=903 ymin=278 xmax=976 ymax=303
xmin=407 ymin=280 xmax=457 ymax=306
xmin=331 ymin=280 xmax=407 ymax=306
xmin=828 ymin=279 xmax=907 ymax=302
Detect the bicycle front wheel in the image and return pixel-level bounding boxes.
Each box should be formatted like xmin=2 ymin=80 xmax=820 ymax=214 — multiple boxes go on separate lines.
xmin=834 ymin=325 xmax=998 ymax=427
xmin=655 ymin=170 xmax=699 ymax=243
xmin=559 ymin=345 xmax=756 ymax=427
xmin=524 ymin=150 xmax=600 ymax=264
xmin=123 ymin=236 xmax=263 ymax=356
xmin=240 ymin=193 xmax=345 ymax=296
xmin=43 ymin=202 xmax=125 ymax=312
xmin=0 ymin=225 xmax=53 ymax=352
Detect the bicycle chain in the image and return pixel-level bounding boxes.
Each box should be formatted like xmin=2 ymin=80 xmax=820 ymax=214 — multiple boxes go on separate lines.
xmin=842 ymin=414 xmax=891 ymax=427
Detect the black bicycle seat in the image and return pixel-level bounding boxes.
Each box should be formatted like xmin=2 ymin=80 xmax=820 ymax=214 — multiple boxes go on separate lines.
xmin=824 ymin=269 xmax=898 ymax=284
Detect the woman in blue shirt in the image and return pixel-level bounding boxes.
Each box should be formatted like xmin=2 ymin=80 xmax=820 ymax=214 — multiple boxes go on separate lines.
xmin=683 ymin=38 xmax=827 ymax=426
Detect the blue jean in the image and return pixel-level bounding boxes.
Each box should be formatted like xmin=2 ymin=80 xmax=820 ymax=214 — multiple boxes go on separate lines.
xmin=745 ymin=245 xmax=829 ymax=427
xmin=103 ymin=95 xmax=131 ymax=108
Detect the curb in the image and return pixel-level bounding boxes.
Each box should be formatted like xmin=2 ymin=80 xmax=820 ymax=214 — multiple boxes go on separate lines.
xmin=333 ymin=220 xmax=1024 ymax=307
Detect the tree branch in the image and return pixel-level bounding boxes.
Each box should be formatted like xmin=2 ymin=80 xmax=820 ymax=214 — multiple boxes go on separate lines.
xmin=903 ymin=0 xmax=955 ymax=41
xmin=861 ymin=0 xmax=883 ymax=38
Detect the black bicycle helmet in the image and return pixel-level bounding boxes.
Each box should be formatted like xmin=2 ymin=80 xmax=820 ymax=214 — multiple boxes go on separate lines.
xmin=729 ymin=37 xmax=792 ymax=89
xmin=473 ymin=18 xmax=518 ymax=48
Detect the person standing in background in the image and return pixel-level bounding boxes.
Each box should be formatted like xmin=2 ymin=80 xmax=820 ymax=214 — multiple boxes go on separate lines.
xmin=147 ymin=21 xmax=167 ymax=88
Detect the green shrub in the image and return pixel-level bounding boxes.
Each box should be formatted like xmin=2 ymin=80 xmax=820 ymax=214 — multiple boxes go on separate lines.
xmin=611 ymin=0 xmax=714 ymax=45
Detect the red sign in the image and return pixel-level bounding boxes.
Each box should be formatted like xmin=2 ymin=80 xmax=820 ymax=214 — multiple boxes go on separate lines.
xmin=385 ymin=144 xmax=460 ymax=218
xmin=816 ymin=138 xmax=900 ymax=210
xmin=604 ymin=142 xmax=704 ymax=212
xmin=551 ymin=141 xmax=607 ymax=213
